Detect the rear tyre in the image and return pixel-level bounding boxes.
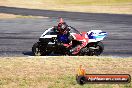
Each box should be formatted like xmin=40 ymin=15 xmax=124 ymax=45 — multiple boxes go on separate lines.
xmin=32 ymin=42 xmax=42 ymax=56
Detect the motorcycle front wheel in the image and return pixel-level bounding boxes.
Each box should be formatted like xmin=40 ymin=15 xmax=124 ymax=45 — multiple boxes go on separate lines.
xmin=95 ymin=41 xmax=104 ymax=56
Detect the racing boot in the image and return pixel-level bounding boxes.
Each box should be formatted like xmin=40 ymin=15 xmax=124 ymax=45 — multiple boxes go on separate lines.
xmin=70 ymin=45 xmax=82 ymax=55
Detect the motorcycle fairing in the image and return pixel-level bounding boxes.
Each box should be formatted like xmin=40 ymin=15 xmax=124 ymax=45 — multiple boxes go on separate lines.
xmin=40 ymin=27 xmax=57 ymax=38
xmin=87 ymin=30 xmax=107 ymax=42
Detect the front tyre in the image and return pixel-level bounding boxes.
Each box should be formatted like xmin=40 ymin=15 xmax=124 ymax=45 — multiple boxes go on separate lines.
xmin=32 ymin=42 xmax=42 ymax=56
xmin=95 ymin=41 xmax=104 ymax=56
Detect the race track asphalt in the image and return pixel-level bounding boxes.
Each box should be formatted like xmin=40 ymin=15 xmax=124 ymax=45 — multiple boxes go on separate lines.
xmin=0 ymin=6 xmax=132 ymax=57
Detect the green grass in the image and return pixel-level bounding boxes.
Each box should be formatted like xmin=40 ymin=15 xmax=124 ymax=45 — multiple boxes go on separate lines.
xmin=0 ymin=56 xmax=132 ymax=88
xmin=36 ymin=0 xmax=132 ymax=5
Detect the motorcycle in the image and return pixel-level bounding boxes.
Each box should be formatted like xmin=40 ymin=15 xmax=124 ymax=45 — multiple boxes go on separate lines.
xmin=32 ymin=26 xmax=107 ymax=56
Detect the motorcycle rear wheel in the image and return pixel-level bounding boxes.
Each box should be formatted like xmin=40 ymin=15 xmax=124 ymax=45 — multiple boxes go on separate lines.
xmin=32 ymin=42 xmax=42 ymax=56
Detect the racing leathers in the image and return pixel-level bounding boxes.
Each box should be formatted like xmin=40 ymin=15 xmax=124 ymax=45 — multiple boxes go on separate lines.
xmin=53 ymin=26 xmax=88 ymax=55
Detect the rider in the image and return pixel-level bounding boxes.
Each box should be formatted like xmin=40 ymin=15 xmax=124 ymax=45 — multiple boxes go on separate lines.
xmin=53 ymin=18 xmax=88 ymax=55
xmin=53 ymin=18 xmax=72 ymax=44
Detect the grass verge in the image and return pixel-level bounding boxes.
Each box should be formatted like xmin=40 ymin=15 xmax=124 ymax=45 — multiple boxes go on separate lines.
xmin=0 ymin=13 xmax=47 ymax=19
xmin=0 ymin=56 xmax=132 ymax=88
xmin=0 ymin=0 xmax=132 ymax=14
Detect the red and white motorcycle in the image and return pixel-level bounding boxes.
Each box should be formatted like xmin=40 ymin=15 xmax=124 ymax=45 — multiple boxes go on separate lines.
xmin=32 ymin=25 xmax=107 ymax=56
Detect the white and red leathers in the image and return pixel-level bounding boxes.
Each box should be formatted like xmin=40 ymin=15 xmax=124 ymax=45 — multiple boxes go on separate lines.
xmin=54 ymin=18 xmax=89 ymax=55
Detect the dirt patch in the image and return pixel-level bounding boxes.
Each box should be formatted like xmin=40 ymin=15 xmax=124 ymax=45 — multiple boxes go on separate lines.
xmin=0 ymin=13 xmax=17 ymax=19
xmin=0 ymin=13 xmax=48 ymax=19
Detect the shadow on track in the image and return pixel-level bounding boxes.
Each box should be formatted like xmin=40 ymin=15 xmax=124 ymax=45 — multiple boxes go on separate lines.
xmin=22 ymin=51 xmax=34 ymax=56
xmin=22 ymin=51 xmax=62 ymax=56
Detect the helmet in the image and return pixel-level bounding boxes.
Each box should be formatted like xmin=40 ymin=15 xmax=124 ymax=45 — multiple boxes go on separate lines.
xmin=58 ymin=22 xmax=67 ymax=29
xmin=57 ymin=18 xmax=68 ymax=33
